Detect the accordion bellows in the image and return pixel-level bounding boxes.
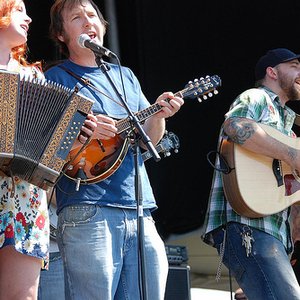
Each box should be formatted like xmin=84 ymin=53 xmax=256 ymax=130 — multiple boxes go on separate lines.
xmin=0 ymin=70 xmax=94 ymax=190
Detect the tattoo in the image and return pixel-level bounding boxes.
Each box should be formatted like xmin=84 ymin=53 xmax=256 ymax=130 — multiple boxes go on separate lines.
xmin=288 ymin=147 xmax=297 ymax=161
xmin=225 ymin=118 xmax=255 ymax=145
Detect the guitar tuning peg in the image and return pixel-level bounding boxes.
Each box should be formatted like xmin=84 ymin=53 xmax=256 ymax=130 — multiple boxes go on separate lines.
xmin=174 ymin=149 xmax=179 ymax=154
xmin=208 ymin=92 xmax=213 ymax=97
xmin=202 ymin=95 xmax=208 ymax=100
xmin=214 ymin=90 xmax=219 ymax=95
xmin=197 ymin=97 xmax=203 ymax=103
xmin=165 ymin=151 xmax=171 ymax=157
xmin=188 ymin=81 xmax=198 ymax=88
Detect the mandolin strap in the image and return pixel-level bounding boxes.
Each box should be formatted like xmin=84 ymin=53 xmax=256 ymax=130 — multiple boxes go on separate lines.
xmin=58 ymin=65 xmax=124 ymax=108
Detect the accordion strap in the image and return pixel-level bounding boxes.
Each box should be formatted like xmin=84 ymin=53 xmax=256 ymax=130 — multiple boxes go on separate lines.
xmin=58 ymin=65 xmax=124 ymax=108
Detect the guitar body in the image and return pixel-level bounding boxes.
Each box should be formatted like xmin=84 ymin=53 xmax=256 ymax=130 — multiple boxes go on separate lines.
xmin=64 ymin=133 xmax=130 ymax=184
xmin=221 ymin=123 xmax=300 ymax=218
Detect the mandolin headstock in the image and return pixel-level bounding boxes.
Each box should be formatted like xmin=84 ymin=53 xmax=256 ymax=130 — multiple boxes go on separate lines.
xmin=180 ymin=75 xmax=222 ymax=102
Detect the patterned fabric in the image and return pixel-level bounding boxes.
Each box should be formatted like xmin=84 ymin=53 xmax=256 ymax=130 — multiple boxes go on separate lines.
xmin=0 ymin=177 xmax=49 ymax=265
xmin=203 ymin=86 xmax=296 ymax=254
xmin=0 ymin=59 xmax=49 ymax=268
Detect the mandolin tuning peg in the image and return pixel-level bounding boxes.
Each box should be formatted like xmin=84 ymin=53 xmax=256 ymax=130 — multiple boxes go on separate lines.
xmin=214 ymin=90 xmax=219 ymax=95
xmin=202 ymin=95 xmax=208 ymax=100
xmin=174 ymin=149 xmax=179 ymax=154
xmin=208 ymin=92 xmax=213 ymax=97
xmin=197 ymin=97 xmax=203 ymax=103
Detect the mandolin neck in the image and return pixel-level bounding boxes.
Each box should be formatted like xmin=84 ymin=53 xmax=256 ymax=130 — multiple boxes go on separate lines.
xmin=116 ymin=98 xmax=172 ymax=134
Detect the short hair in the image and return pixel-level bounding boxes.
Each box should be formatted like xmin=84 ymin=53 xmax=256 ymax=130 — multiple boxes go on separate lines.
xmin=49 ymin=0 xmax=108 ymax=57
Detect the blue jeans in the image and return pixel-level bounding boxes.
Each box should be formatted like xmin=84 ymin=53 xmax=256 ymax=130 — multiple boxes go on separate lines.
xmin=38 ymin=252 xmax=65 ymax=300
xmin=56 ymin=205 xmax=169 ymax=300
xmin=213 ymin=222 xmax=300 ymax=300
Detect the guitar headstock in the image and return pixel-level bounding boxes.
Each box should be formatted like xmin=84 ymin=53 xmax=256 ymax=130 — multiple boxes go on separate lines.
xmin=159 ymin=131 xmax=180 ymax=158
xmin=180 ymin=75 xmax=221 ymax=102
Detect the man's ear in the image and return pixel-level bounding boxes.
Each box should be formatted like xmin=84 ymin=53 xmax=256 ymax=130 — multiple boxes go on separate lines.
xmin=57 ymin=35 xmax=64 ymax=42
xmin=266 ymin=66 xmax=277 ymax=79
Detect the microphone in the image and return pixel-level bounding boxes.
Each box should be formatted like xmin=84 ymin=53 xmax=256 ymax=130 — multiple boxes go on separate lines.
xmin=78 ymin=34 xmax=116 ymax=58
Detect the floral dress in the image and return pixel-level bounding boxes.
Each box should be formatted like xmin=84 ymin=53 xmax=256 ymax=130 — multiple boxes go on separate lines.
xmin=0 ymin=59 xmax=50 ymax=269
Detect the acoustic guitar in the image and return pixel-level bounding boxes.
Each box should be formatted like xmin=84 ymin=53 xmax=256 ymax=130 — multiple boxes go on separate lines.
xmin=221 ymin=123 xmax=300 ymax=218
xmin=64 ymin=75 xmax=221 ymax=185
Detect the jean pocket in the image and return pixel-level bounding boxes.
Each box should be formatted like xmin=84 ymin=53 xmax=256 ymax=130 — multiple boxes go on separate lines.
xmin=61 ymin=205 xmax=99 ymax=225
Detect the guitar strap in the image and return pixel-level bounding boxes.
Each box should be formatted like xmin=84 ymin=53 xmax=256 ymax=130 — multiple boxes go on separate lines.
xmin=57 ymin=65 xmax=125 ymax=108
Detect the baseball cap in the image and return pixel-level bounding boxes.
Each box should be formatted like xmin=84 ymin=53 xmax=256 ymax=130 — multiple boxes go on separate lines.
xmin=255 ymin=48 xmax=300 ymax=80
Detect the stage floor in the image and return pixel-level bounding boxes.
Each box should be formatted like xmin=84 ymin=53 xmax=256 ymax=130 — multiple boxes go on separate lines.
xmin=191 ymin=287 xmax=234 ymax=299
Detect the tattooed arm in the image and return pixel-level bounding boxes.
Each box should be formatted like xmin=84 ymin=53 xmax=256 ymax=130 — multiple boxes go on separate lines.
xmin=223 ymin=117 xmax=300 ymax=171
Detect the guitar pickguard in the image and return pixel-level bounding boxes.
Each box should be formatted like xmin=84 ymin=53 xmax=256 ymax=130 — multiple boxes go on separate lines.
xmin=284 ymin=174 xmax=300 ymax=196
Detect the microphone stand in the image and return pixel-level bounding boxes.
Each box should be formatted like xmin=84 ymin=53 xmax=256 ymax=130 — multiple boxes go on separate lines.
xmin=95 ymin=55 xmax=161 ymax=300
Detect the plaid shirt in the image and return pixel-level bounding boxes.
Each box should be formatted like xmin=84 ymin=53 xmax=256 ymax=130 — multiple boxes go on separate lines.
xmin=202 ymin=86 xmax=296 ymax=254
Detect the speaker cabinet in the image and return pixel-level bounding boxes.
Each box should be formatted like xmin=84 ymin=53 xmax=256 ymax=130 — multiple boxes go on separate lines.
xmin=164 ymin=265 xmax=191 ymax=300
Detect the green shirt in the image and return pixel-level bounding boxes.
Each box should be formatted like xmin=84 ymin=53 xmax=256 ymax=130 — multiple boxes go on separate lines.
xmin=202 ymin=86 xmax=296 ymax=254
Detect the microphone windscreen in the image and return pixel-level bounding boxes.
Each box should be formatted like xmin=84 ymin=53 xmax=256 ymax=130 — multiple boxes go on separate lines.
xmin=78 ymin=34 xmax=90 ymax=48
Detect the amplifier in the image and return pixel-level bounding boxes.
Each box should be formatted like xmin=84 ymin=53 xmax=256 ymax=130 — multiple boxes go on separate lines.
xmin=165 ymin=265 xmax=191 ymax=300
xmin=165 ymin=245 xmax=188 ymax=265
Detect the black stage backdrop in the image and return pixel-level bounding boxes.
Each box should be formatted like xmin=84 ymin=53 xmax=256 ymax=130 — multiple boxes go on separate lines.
xmin=26 ymin=0 xmax=300 ymax=239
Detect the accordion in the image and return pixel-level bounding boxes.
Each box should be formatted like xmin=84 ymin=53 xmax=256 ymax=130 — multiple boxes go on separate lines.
xmin=0 ymin=70 xmax=94 ymax=190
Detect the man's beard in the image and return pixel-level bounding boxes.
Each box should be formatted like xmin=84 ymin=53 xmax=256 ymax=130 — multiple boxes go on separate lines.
xmin=279 ymin=76 xmax=300 ymax=101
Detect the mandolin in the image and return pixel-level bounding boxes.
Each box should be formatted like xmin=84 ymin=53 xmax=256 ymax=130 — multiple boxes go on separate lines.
xmin=63 ymin=75 xmax=221 ymax=185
